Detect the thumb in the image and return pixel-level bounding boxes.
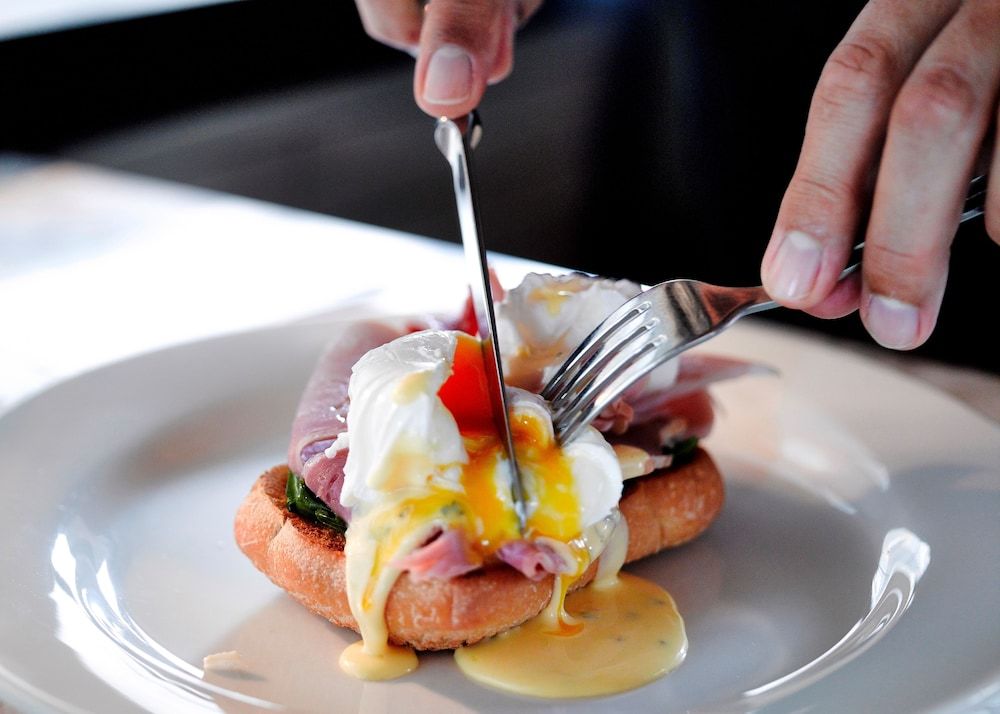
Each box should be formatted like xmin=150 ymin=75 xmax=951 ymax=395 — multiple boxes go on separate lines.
xmin=414 ymin=0 xmax=510 ymax=117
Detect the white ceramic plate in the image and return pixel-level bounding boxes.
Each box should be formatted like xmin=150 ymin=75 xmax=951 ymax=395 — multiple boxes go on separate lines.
xmin=1 ymin=319 xmax=998 ymax=714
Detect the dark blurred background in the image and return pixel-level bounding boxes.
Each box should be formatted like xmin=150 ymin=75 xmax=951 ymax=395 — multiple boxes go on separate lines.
xmin=1 ymin=0 xmax=995 ymax=373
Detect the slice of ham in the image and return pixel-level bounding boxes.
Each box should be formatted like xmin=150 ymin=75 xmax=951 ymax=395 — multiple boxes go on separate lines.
xmin=391 ymin=528 xmax=482 ymax=582
xmin=591 ymin=398 xmax=634 ymax=434
xmin=287 ymin=321 xmax=401 ymax=520
xmin=604 ymin=390 xmax=715 ymax=463
xmin=627 ymin=353 xmax=772 ymax=425
xmin=594 ymin=353 xmax=771 ymax=436
xmin=497 ymin=539 xmax=574 ymax=581
xmin=301 ymin=447 xmax=350 ymax=518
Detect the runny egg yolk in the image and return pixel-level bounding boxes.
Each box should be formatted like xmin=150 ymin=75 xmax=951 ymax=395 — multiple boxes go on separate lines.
xmin=436 ymin=333 xmax=582 ymax=549
xmin=436 ymin=331 xmax=496 ymax=433
xmin=438 ymin=333 xmax=520 ymax=552
xmin=511 ymin=411 xmax=579 ymax=542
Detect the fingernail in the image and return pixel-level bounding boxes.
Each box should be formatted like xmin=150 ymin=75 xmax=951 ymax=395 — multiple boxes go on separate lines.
xmin=423 ymin=44 xmax=473 ymax=105
xmin=769 ymin=230 xmax=823 ymax=300
xmin=866 ymin=295 xmax=920 ymax=349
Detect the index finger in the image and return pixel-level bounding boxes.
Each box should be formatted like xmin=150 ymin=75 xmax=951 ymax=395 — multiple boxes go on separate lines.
xmin=355 ymin=0 xmax=424 ymax=54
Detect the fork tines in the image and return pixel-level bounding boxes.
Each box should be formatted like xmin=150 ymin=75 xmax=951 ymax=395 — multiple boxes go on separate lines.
xmin=543 ymin=296 xmax=672 ymax=443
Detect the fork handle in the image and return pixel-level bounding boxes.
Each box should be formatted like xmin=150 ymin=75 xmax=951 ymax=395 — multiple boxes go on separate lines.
xmin=837 ymin=242 xmax=866 ymax=281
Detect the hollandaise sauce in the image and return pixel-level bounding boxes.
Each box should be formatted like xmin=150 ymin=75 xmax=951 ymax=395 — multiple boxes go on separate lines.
xmin=342 ymin=492 xmax=468 ymax=681
xmin=339 ymin=641 xmax=417 ymax=681
xmin=454 ymin=573 xmax=687 ymax=698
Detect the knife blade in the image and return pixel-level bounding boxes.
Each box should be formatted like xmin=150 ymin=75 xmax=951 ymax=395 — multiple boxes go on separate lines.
xmin=434 ymin=112 xmax=527 ymax=534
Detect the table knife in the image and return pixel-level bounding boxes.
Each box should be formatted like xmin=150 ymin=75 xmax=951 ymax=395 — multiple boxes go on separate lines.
xmin=434 ymin=112 xmax=528 ymax=534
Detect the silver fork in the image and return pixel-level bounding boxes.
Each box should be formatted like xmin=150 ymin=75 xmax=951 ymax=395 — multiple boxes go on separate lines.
xmin=543 ymin=173 xmax=989 ymax=444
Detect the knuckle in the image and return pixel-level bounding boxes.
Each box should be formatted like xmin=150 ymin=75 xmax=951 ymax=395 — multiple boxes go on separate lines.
xmin=863 ymin=241 xmax=943 ymax=297
xmin=815 ymin=34 xmax=900 ymax=111
xmin=786 ymin=171 xmax=860 ymax=219
xmin=892 ymin=64 xmax=980 ymax=135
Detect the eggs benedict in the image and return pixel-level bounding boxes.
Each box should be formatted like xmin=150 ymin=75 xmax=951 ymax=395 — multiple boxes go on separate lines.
xmin=235 ymin=272 xmax=757 ymax=695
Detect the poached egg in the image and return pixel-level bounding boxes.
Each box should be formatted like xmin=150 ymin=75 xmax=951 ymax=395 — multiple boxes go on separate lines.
xmin=496 ymin=272 xmax=680 ymax=393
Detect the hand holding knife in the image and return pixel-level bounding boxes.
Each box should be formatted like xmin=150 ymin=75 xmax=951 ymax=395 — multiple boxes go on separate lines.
xmin=434 ymin=112 xmax=528 ymax=535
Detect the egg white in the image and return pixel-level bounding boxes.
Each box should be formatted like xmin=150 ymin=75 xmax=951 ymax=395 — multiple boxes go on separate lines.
xmin=496 ymin=273 xmax=680 ymax=392
xmin=333 ymin=330 xmax=466 ymax=511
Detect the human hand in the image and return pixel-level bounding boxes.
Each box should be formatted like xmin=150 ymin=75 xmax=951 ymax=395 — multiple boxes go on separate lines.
xmin=761 ymin=0 xmax=999 ymax=349
xmin=354 ymin=0 xmax=544 ymax=118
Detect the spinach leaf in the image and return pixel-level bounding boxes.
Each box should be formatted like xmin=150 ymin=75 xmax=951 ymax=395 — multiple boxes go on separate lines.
xmin=286 ymin=471 xmax=348 ymax=532
xmin=663 ymin=437 xmax=699 ymax=463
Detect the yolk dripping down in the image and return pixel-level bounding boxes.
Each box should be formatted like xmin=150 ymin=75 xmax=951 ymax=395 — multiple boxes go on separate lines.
xmin=438 ymin=333 xmax=586 ymax=635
